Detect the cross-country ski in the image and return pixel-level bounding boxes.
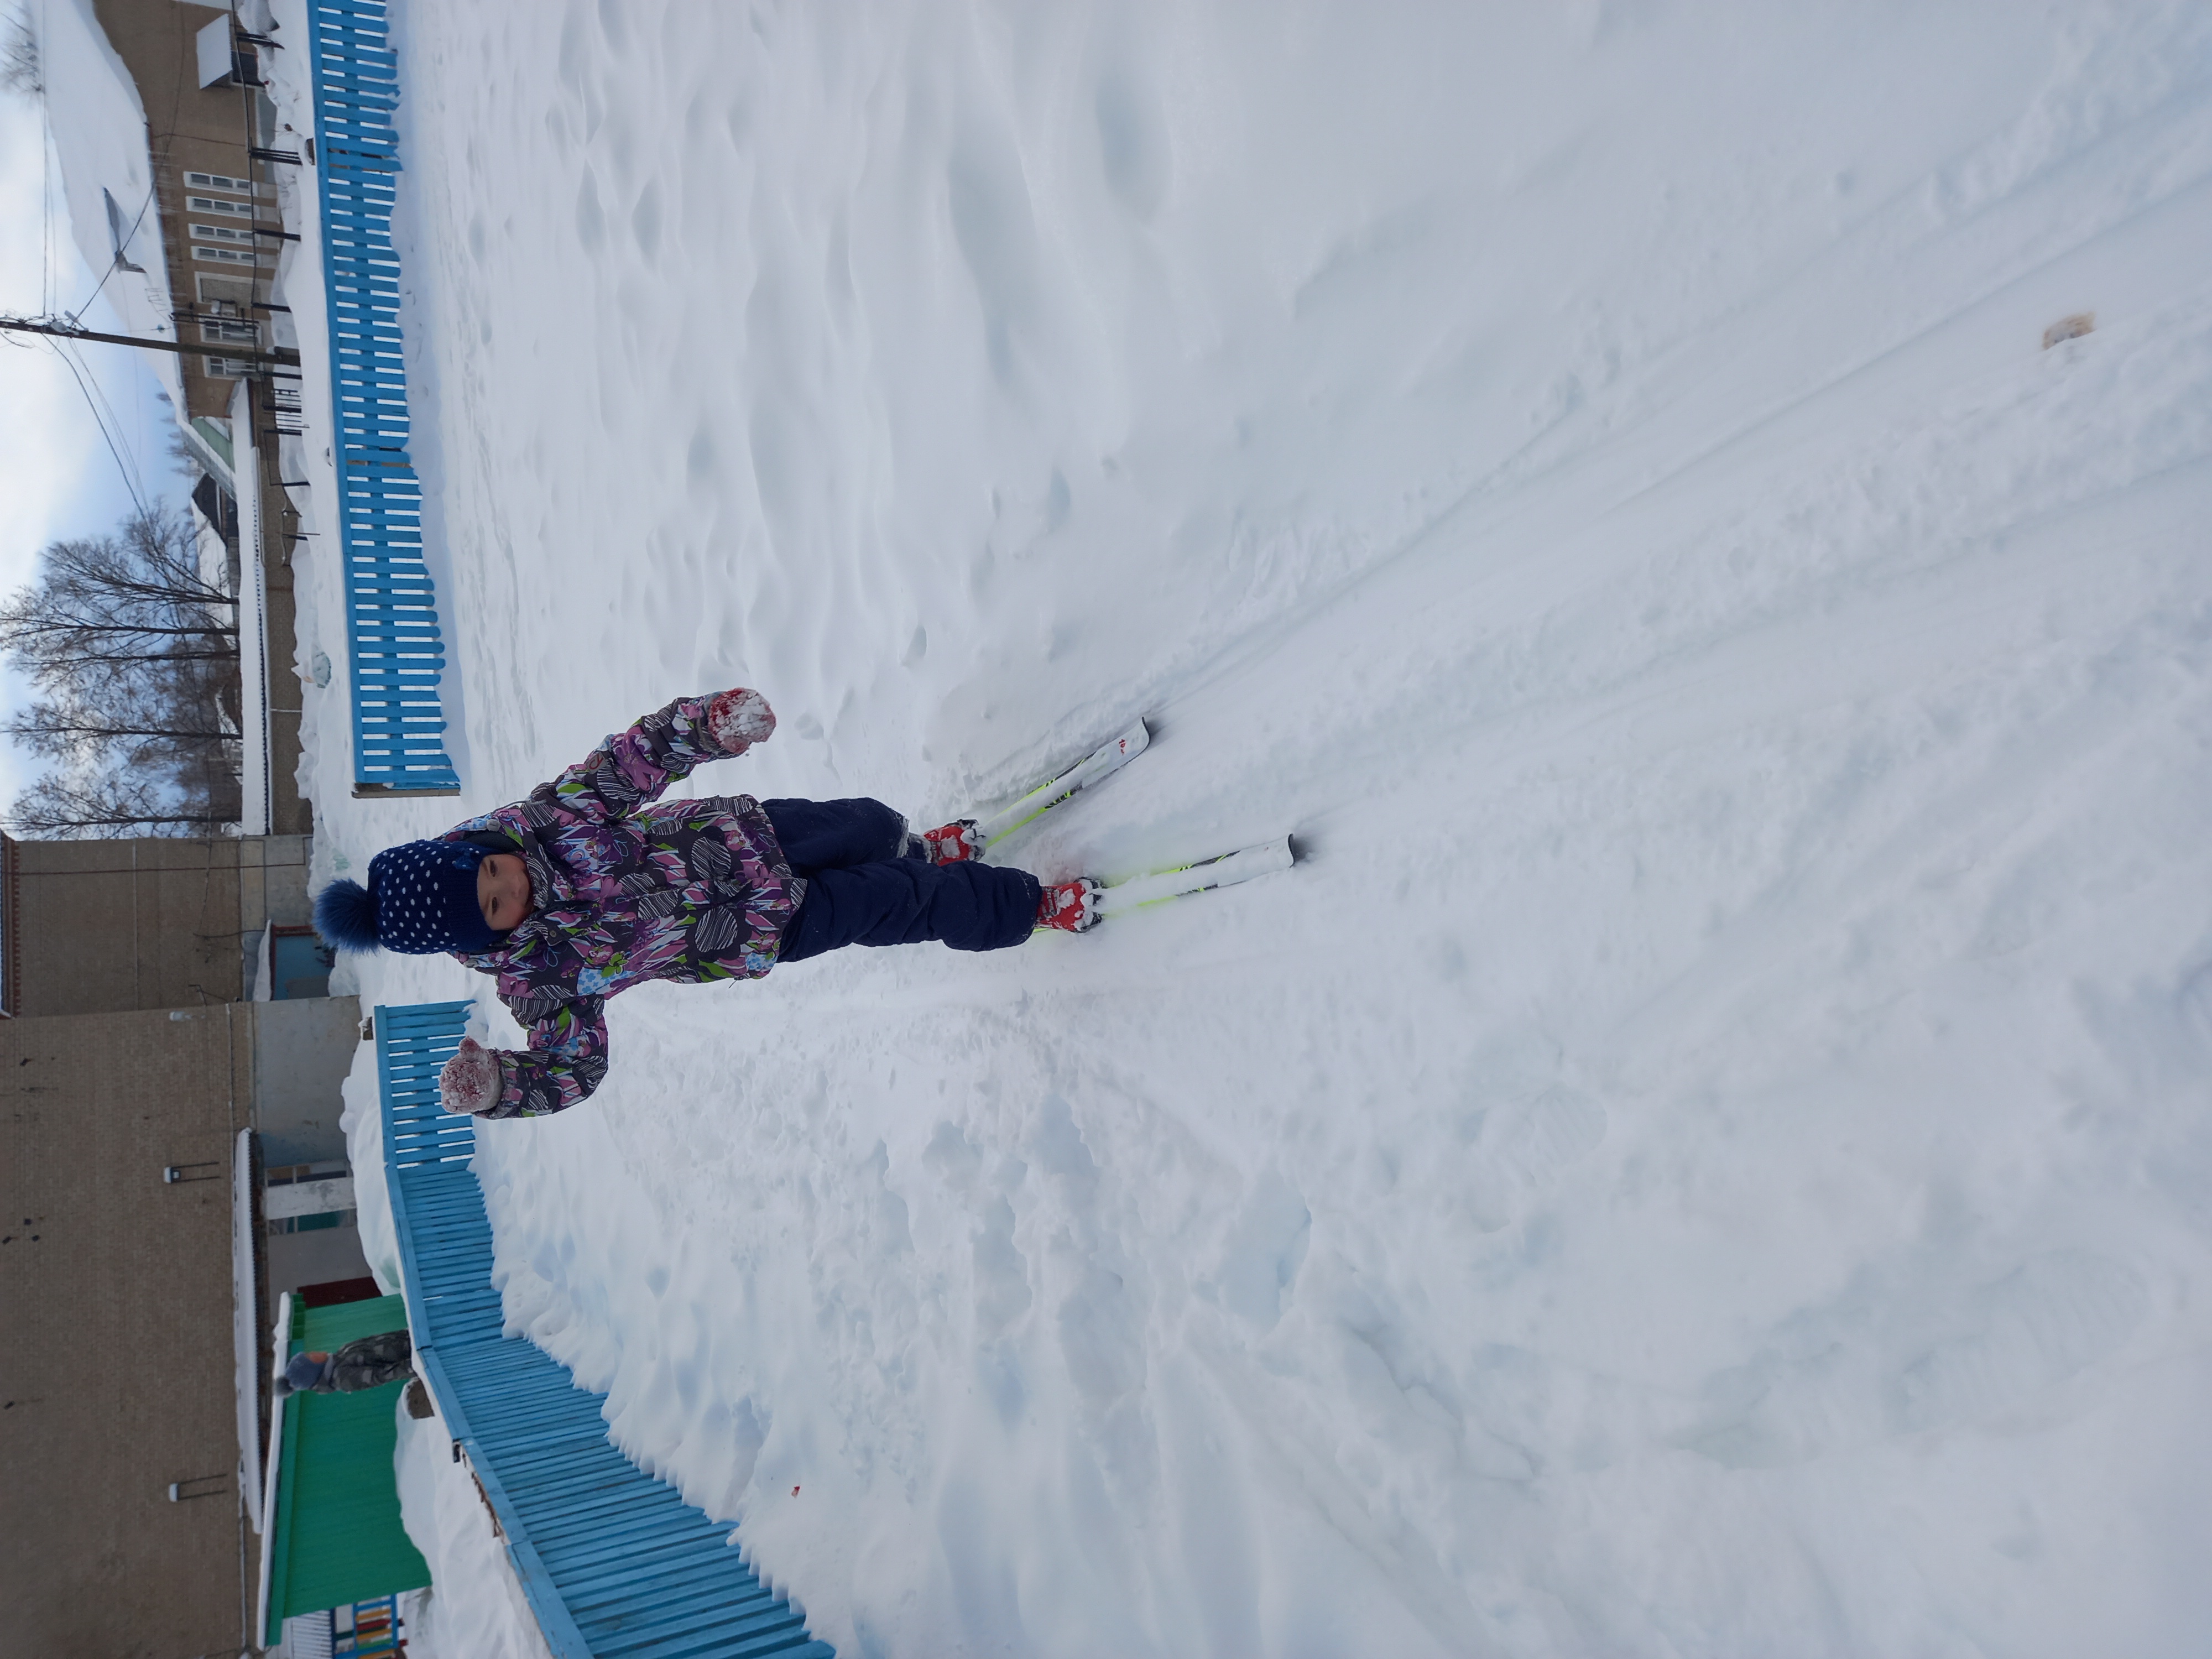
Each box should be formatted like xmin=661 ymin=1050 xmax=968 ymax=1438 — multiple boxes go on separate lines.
xmin=1092 ymin=836 xmax=1297 ymax=919
xmin=1025 ymin=836 xmax=1296 ymax=935
xmin=970 ymin=718 xmax=1151 ymax=847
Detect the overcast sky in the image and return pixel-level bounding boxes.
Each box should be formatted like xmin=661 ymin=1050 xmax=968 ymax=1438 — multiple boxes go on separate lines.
xmin=0 ymin=87 xmax=194 ymax=815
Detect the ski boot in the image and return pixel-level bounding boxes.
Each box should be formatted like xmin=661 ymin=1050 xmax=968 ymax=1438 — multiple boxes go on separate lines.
xmin=1036 ymin=877 xmax=1103 ymax=933
xmin=916 ymin=820 xmax=984 ymax=864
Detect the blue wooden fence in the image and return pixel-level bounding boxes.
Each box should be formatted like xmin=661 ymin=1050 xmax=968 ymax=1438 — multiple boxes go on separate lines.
xmin=378 ymin=1002 xmax=834 ymax=1659
xmin=306 ymin=1 xmax=460 ymax=796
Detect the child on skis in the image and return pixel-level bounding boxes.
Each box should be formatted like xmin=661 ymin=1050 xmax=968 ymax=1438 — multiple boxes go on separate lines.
xmin=314 ymin=688 xmax=1100 ymax=1119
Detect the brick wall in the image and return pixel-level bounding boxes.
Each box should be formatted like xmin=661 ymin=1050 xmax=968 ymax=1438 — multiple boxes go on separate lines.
xmin=9 ymin=834 xmax=315 ymax=1018
xmin=0 ymin=1005 xmax=249 ymax=1656
xmin=13 ymin=838 xmax=247 ymax=1015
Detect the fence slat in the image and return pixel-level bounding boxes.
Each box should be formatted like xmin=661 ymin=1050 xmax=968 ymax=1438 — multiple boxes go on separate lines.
xmin=309 ymin=1 xmax=459 ymax=795
xmin=375 ymin=1003 xmax=834 ymax=1658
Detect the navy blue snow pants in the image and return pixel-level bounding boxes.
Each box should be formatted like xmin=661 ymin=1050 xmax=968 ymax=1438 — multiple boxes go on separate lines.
xmin=765 ymin=799 xmax=1041 ymax=962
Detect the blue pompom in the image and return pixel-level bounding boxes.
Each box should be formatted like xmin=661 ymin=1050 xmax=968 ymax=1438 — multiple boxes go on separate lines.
xmin=314 ymin=878 xmax=382 ymax=953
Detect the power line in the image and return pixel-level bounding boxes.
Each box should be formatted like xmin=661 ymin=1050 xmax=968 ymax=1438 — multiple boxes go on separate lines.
xmin=45 ymin=336 xmax=152 ymax=519
xmin=62 ymin=333 xmax=150 ymax=503
xmin=72 ymin=247 xmax=123 ymax=321
xmin=1 ymin=312 xmax=298 ymax=369
xmin=38 ymin=0 xmax=52 ymax=315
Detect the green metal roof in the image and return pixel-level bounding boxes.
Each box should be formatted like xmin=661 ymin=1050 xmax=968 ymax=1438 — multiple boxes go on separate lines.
xmin=261 ymin=1295 xmax=430 ymax=1645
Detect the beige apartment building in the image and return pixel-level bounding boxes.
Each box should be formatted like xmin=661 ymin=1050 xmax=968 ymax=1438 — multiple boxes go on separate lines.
xmin=94 ymin=0 xmax=314 ymax=838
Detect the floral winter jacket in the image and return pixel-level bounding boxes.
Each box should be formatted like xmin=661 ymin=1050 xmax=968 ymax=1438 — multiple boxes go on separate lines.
xmin=440 ymin=693 xmax=802 ymax=1118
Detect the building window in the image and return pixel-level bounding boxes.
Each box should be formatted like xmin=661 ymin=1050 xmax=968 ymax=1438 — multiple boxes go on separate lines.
xmin=201 ymin=319 xmax=260 ymax=344
xmin=194 ymin=246 xmax=257 ymax=265
xmin=269 ymin=1212 xmax=355 ymax=1235
xmin=204 ymin=354 xmax=255 ymax=378
xmin=196 ymin=274 xmax=254 ymax=309
xmin=186 ymin=195 xmax=252 ymax=218
xmin=190 ymin=221 xmax=254 ymax=246
xmin=184 ymin=170 xmax=254 ymax=194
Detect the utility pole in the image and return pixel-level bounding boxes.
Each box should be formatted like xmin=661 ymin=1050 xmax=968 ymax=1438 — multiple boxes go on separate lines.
xmin=0 ymin=312 xmax=300 ymax=371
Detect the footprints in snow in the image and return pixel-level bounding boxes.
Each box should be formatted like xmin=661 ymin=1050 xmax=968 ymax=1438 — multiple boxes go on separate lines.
xmin=1457 ymin=1085 xmax=1610 ymax=1233
xmin=1891 ymin=1249 xmax=2149 ymax=1433
xmin=1213 ymin=1172 xmax=1312 ymax=1329
xmin=1094 ymin=71 xmax=1168 ymax=221
xmin=1682 ymin=1246 xmax=2149 ymax=1469
xmin=1444 ymin=1034 xmax=1611 ymax=1234
xmin=916 ymin=1082 xmax=2146 ymax=1481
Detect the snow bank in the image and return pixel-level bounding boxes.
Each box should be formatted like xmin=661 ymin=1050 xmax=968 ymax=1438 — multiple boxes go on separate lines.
xmin=337 ymin=1041 xmax=403 ymax=1296
xmin=258 ymin=0 xmax=358 ymax=823
xmin=392 ymin=1398 xmax=555 ymax=1659
xmin=296 ymin=2 xmax=2212 ymax=1653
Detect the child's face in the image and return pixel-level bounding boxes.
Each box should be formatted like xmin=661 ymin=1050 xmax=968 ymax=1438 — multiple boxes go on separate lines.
xmin=476 ymin=853 xmax=534 ymax=933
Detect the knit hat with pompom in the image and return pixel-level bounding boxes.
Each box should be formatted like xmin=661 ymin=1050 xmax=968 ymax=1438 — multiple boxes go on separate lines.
xmin=315 ymin=839 xmax=500 ymax=956
xmin=274 ymin=1349 xmax=334 ymax=1398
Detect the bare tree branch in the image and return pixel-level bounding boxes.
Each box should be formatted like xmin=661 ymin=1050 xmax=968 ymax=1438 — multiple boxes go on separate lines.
xmin=1 ymin=6 xmax=39 ymax=97
xmin=6 ymin=697 xmax=238 ymax=757
xmin=3 ymin=774 xmax=236 ymax=839
xmin=0 ymin=508 xmax=240 ymax=703
xmin=1 ymin=504 xmax=246 ymax=838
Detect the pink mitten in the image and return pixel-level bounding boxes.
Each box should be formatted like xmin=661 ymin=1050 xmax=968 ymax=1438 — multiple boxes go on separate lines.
xmin=440 ymin=1037 xmax=503 ymax=1116
xmin=706 ymin=688 xmax=776 ymax=754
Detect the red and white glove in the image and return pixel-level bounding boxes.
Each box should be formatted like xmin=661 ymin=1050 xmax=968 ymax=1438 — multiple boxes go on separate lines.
xmin=440 ymin=1037 xmax=504 ymax=1116
xmin=706 ymin=688 xmax=776 ymax=755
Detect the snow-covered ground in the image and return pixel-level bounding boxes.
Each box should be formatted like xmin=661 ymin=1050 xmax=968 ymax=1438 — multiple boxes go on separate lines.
xmin=296 ymin=3 xmax=2212 ymax=1653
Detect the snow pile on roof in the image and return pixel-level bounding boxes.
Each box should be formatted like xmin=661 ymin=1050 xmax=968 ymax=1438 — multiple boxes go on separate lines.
xmin=39 ymin=0 xmax=180 ymax=407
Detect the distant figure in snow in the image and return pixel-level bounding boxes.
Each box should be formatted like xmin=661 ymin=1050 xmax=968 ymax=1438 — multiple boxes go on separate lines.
xmin=275 ymin=1329 xmax=415 ymax=1396
xmin=314 ymin=690 xmax=1100 ymax=1119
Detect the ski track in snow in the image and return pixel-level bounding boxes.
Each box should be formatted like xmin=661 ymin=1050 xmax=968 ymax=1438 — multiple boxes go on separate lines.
xmin=296 ymin=3 xmax=2212 ymax=1654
